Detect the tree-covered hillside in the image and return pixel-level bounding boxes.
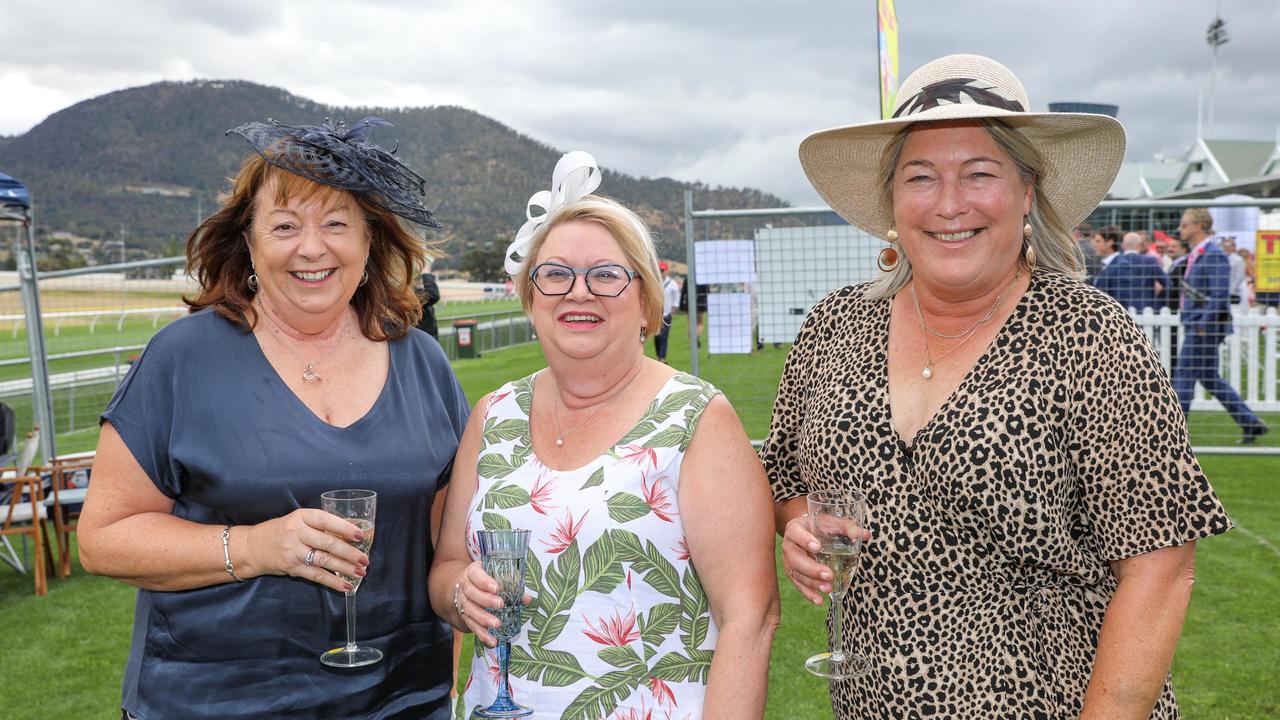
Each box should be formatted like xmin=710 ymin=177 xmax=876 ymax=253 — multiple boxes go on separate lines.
xmin=0 ymin=80 xmax=788 ymax=273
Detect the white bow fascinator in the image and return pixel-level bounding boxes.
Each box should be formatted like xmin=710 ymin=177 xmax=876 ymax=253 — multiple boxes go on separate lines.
xmin=503 ymin=151 xmax=602 ymax=276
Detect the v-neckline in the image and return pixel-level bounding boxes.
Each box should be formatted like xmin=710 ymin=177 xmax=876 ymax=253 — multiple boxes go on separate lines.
xmin=882 ymin=273 xmax=1037 ymax=452
xmin=249 ymin=330 xmax=394 ymax=431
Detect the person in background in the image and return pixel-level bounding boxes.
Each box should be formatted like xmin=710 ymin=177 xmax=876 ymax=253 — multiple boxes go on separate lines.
xmin=653 ymin=260 xmax=681 ymax=362
xmin=416 ymin=261 xmax=442 ymax=338
xmin=77 ymin=117 xmax=467 ymax=719
xmin=768 ymin=54 xmax=1231 ymax=718
xmin=1074 ymin=222 xmax=1101 ymax=279
xmin=679 ymin=277 xmax=709 ymax=347
xmin=1219 ymin=238 xmax=1248 ymax=309
xmin=1090 ymin=225 xmax=1125 ymax=300
xmin=431 ymin=152 xmax=778 ymax=718
xmin=1239 ymin=247 xmax=1257 ymax=306
xmin=1099 ymin=232 xmax=1168 ymax=311
xmin=1171 ymin=208 xmax=1269 ymax=444
xmin=1091 ymin=225 xmax=1122 ymax=271
xmin=1166 ymin=239 xmax=1191 ymax=311
xmin=1150 ymin=231 xmax=1175 ymax=273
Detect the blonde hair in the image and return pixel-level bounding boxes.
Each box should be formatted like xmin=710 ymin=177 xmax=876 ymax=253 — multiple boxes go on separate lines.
xmin=867 ymin=119 xmax=1084 ymax=301
xmin=513 ymin=196 xmax=664 ymax=333
xmin=1185 ymin=207 xmax=1214 ymax=234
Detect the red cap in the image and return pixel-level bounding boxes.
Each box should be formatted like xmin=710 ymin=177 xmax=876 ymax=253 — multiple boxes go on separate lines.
xmin=658 ymin=261 xmax=669 ymax=271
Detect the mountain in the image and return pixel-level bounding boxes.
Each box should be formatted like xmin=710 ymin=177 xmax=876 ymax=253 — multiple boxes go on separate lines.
xmin=0 ymin=80 xmax=788 ymax=270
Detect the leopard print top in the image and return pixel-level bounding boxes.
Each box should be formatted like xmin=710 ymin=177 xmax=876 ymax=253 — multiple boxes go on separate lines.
xmin=760 ymin=271 xmax=1231 ymax=719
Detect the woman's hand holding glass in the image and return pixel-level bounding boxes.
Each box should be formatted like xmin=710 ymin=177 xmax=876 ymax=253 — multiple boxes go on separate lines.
xmin=243 ymin=508 xmax=369 ymax=592
xmin=453 ymin=557 xmax=532 ymax=648
xmin=780 ymin=500 xmax=872 ymax=605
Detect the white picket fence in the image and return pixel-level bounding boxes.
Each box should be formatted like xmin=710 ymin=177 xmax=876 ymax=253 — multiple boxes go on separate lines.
xmin=1132 ymin=307 xmax=1280 ymax=412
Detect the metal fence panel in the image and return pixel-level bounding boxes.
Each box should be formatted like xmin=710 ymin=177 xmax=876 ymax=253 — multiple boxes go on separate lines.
xmin=684 ymin=198 xmax=1280 ymax=453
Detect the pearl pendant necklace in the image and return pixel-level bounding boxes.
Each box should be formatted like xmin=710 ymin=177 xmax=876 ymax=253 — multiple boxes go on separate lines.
xmin=911 ymin=270 xmax=1021 ymax=380
xmin=547 ymin=366 xmax=640 ymax=445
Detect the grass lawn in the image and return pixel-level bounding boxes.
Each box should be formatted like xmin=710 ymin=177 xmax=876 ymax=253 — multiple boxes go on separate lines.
xmin=1 ymin=316 xmax=1277 ymax=718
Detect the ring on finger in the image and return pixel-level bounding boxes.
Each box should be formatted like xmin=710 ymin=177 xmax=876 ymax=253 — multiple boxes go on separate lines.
xmin=304 ymin=548 xmax=317 ymax=567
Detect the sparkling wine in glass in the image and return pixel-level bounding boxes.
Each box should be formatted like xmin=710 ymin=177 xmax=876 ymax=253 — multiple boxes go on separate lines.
xmin=320 ymin=489 xmax=382 ymax=668
xmin=805 ymin=488 xmax=870 ymax=680
xmin=473 ymin=529 xmax=532 ymax=719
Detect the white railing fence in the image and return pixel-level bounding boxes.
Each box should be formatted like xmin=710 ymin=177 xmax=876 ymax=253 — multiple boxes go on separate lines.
xmin=1132 ymin=307 xmax=1279 ymax=412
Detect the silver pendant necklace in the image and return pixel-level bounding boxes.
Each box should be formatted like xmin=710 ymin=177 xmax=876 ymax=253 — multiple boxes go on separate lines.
xmin=911 ymin=270 xmax=1020 ymax=379
xmin=258 ymin=305 xmax=345 ymax=384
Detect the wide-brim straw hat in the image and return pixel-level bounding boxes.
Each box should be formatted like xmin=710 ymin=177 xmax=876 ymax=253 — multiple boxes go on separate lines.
xmin=799 ymin=54 xmax=1125 ymax=241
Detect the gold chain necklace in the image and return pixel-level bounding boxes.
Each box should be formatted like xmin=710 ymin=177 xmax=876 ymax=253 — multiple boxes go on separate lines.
xmin=910 ymin=270 xmax=1020 ymax=380
xmin=552 ymin=366 xmax=645 ymax=445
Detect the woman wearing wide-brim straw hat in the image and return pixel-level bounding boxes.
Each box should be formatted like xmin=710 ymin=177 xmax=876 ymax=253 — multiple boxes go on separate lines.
xmin=760 ymin=54 xmax=1232 ymax=719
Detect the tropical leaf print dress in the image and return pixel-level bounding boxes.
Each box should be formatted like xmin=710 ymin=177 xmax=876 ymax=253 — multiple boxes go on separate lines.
xmin=460 ymin=372 xmax=721 ymax=720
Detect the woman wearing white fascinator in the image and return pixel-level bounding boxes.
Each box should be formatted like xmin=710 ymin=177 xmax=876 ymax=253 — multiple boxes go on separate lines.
xmin=431 ymin=151 xmax=779 ymax=718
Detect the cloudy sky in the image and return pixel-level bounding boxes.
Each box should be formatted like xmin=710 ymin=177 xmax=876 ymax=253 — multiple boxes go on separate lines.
xmin=1 ymin=0 xmax=1276 ymax=204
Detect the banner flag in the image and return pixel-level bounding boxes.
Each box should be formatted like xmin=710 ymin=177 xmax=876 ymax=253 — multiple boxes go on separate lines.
xmin=878 ymin=0 xmax=900 ymax=119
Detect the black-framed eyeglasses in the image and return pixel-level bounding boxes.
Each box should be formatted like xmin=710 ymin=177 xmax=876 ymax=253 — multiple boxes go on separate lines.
xmin=529 ymin=262 xmax=637 ymax=297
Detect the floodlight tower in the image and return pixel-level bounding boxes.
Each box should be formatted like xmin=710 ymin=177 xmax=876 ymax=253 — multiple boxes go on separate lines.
xmin=1205 ymin=11 xmax=1229 ymax=135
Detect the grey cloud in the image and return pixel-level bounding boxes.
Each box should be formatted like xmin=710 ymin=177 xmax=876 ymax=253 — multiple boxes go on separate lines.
xmin=1 ymin=0 xmax=1276 ymax=204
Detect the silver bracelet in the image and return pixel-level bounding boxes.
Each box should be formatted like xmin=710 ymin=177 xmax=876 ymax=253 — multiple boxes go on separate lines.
xmin=221 ymin=526 xmax=244 ymax=582
xmin=452 ymin=581 xmax=466 ymax=617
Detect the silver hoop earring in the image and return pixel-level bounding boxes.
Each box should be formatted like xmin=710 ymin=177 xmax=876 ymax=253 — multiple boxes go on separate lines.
xmin=247 ymin=274 xmax=259 ymax=292
xmin=359 ymin=270 xmax=369 ymax=287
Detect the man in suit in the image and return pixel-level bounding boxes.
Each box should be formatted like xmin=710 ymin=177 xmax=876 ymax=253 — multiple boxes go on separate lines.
xmin=1171 ymin=208 xmax=1268 ymax=444
xmin=1090 ymin=226 xmax=1124 ymax=301
xmin=1104 ymin=232 xmax=1168 ymax=311
xmin=1165 ymin=240 xmax=1190 ymax=310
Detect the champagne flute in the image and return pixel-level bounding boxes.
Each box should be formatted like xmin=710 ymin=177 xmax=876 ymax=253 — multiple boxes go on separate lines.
xmin=804 ymin=488 xmax=870 ymax=680
xmin=473 ymin=529 xmax=533 ymax=719
xmin=319 ymin=489 xmax=381 ymax=668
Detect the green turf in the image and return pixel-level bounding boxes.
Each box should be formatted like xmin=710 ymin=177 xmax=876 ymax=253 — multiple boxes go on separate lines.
xmin=436 ymin=298 xmax=521 ymax=320
xmin=1 ymin=318 xmax=1277 ymax=718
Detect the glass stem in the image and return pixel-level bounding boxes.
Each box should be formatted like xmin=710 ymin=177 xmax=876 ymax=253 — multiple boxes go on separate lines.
xmin=495 ymin=640 xmax=514 ymax=706
xmin=344 ymin=590 xmax=358 ymax=652
xmin=829 ymin=591 xmax=846 ymax=663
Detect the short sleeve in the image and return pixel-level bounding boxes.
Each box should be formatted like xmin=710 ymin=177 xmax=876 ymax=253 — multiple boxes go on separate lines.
xmin=759 ymin=293 xmax=831 ymax=503
xmin=407 ymin=329 xmax=470 ymax=491
xmin=100 ymin=326 xmax=185 ymax=498
xmin=1066 ymin=302 xmax=1232 ymax=560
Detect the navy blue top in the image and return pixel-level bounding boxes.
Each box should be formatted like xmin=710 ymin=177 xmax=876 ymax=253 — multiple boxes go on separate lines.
xmin=101 ymin=310 xmax=469 ymax=719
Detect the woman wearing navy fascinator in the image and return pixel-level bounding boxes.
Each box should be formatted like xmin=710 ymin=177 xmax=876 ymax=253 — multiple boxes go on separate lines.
xmin=79 ymin=116 xmax=468 ymax=719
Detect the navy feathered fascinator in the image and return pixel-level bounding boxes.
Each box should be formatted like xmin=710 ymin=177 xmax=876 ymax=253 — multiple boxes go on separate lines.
xmin=226 ymin=116 xmax=441 ymax=228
